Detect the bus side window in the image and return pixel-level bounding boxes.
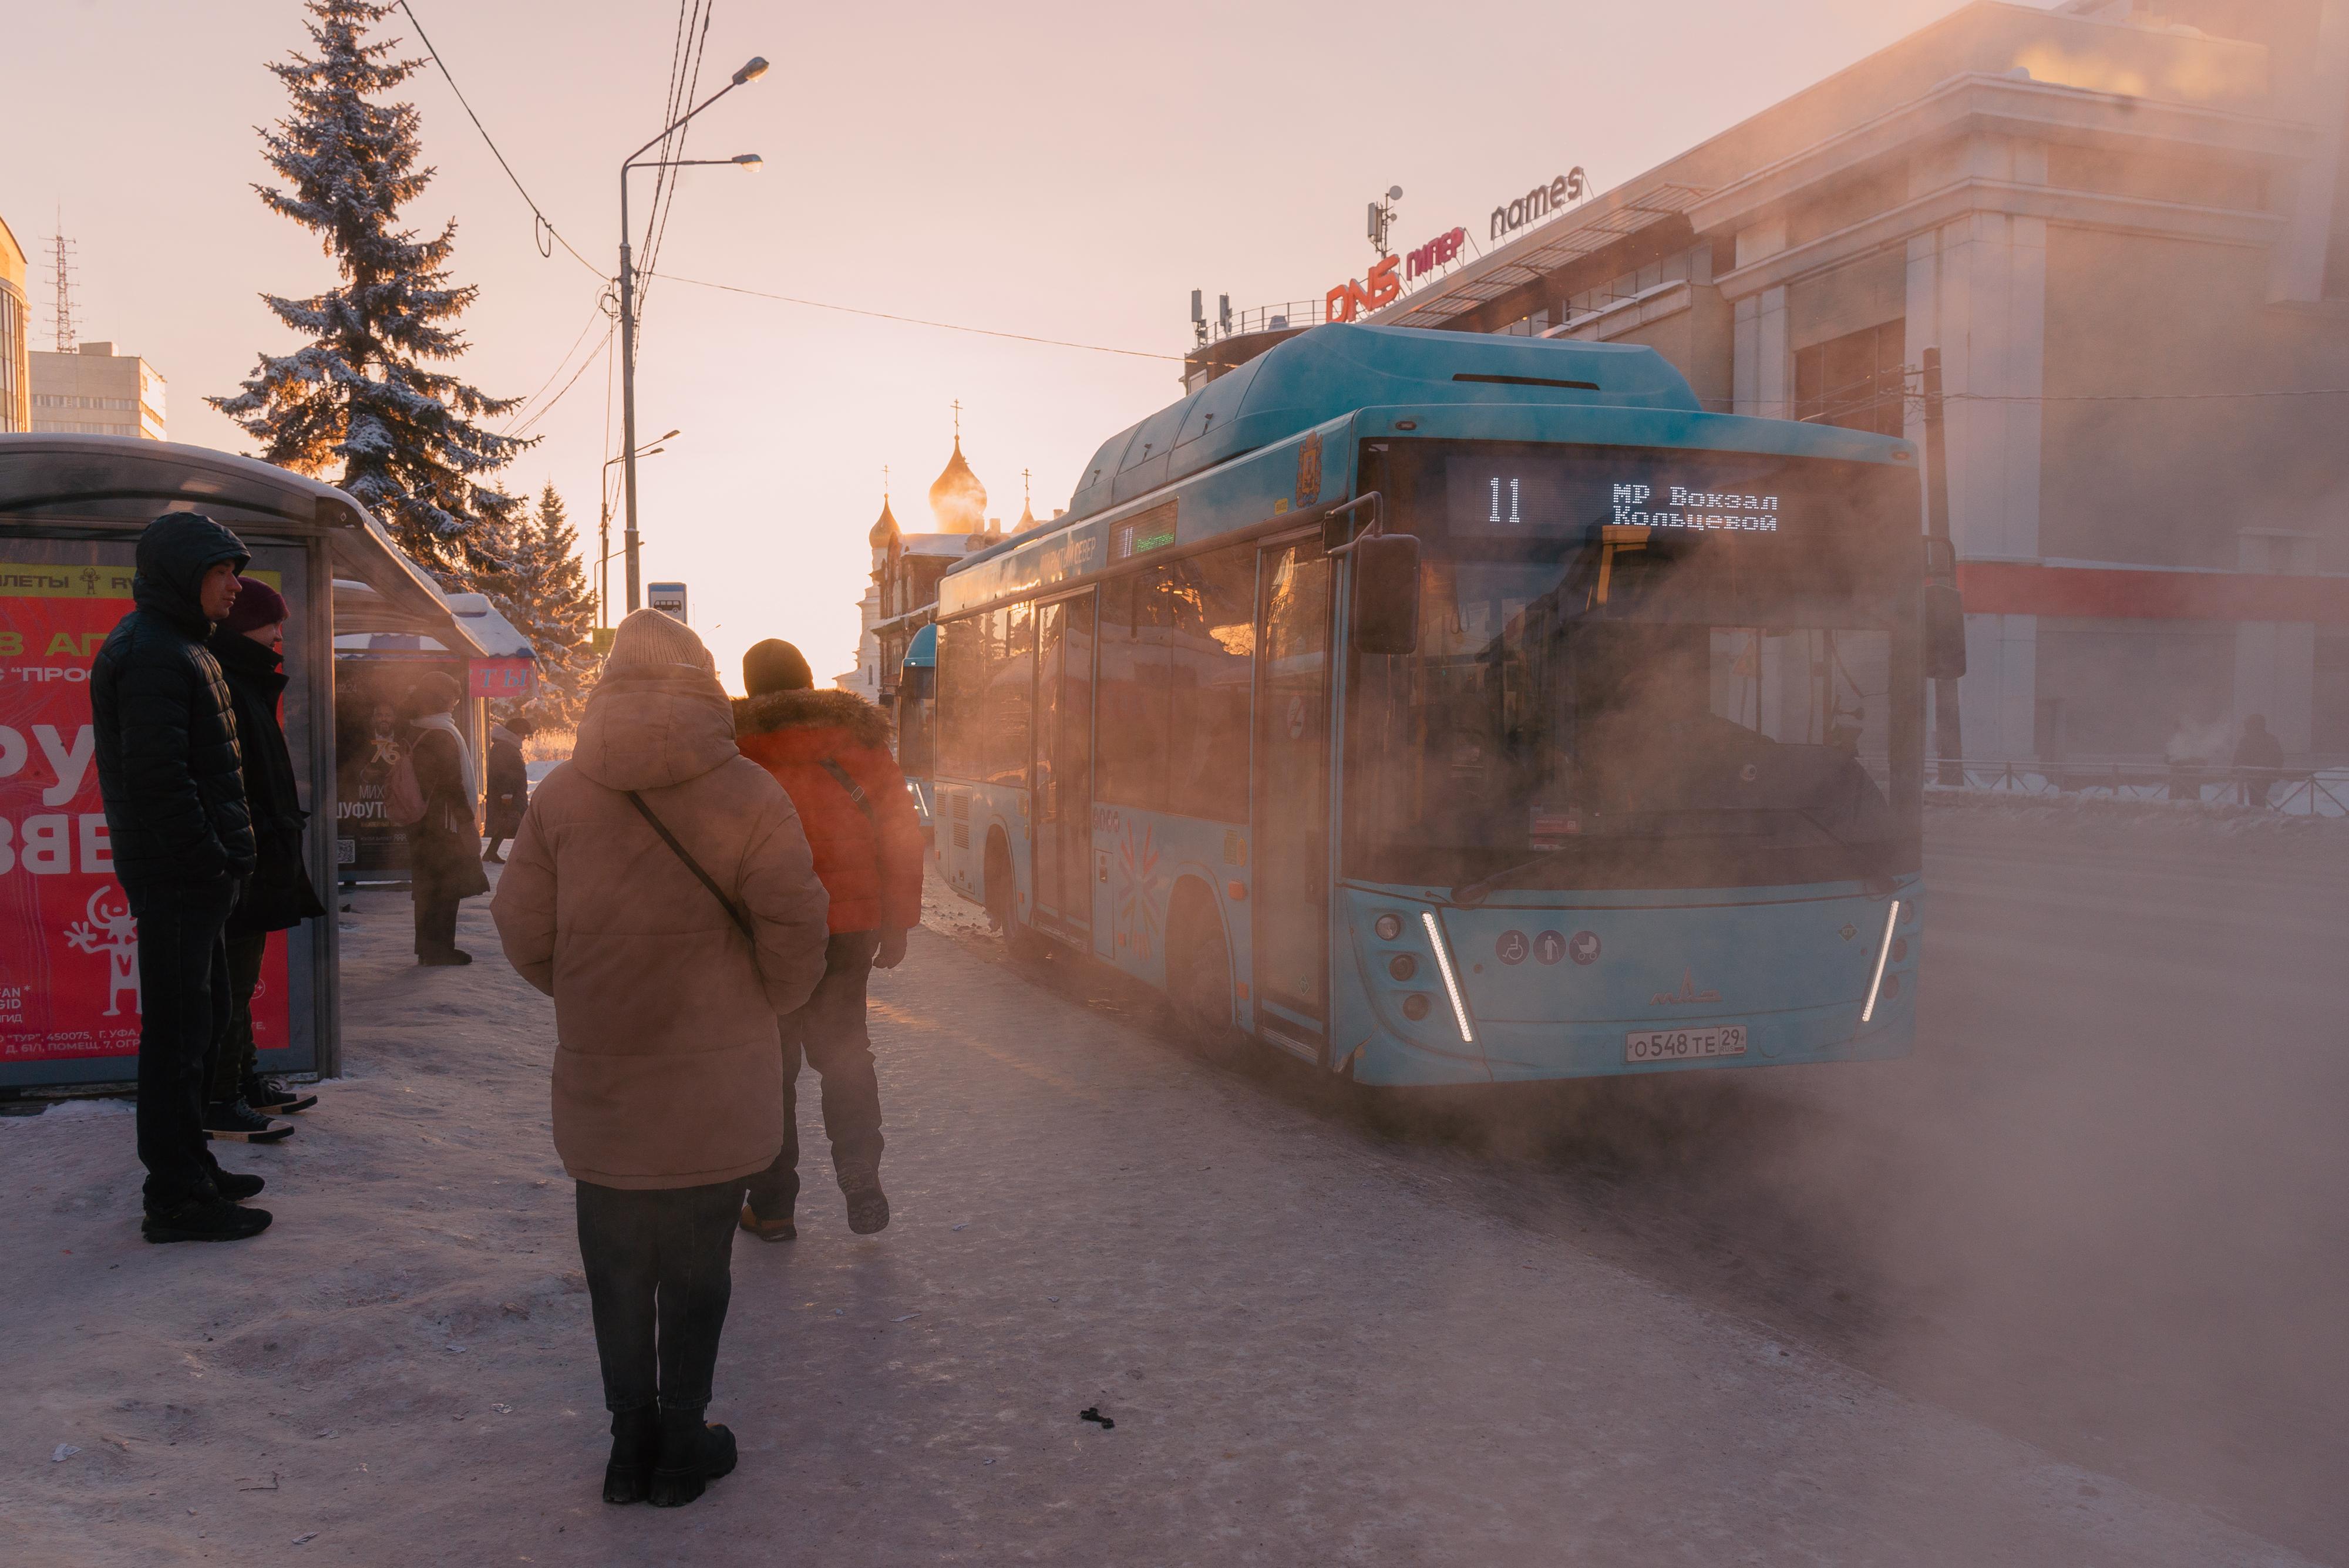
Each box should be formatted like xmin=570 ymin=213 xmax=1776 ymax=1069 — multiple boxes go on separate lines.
xmin=984 ymin=603 xmax=1034 ymax=789
xmin=1096 ymin=571 xmax=1169 ymax=811
xmin=1165 ymin=545 xmax=1256 ymax=823
xmin=937 ymin=615 xmax=983 ymax=779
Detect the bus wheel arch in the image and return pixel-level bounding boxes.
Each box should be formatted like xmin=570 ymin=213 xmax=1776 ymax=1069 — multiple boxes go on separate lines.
xmin=982 ymin=828 xmax=1017 ymax=925
xmin=984 ymin=826 xmax=1049 ymax=963
xmin=1166 ymin=877 xmax=1240 ymax=1044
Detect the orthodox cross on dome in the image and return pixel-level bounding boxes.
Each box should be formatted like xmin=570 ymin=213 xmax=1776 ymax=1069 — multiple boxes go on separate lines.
xmin=951 ymin=399 xmax=962 ymax=439
xmin=1014 ymin=467 xmax=1041 ymax=533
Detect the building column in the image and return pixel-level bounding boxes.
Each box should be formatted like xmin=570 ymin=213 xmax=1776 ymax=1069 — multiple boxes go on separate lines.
xmin=2233 ymin=624 xmax=2318 ymax=755
xmin=1910 ymin=207 xmax=2048 ymax=761
xmin=2270 ymin=0 xmax=2349 ymax=302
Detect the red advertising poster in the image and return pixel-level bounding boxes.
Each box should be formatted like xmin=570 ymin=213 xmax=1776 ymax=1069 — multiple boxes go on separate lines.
xmin=1 ymin=566 xmax=290 ymax=1064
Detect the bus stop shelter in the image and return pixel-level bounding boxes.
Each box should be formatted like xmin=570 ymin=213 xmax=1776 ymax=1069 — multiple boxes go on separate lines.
xmin=0 ymin=434 xmax=489 ymax=1089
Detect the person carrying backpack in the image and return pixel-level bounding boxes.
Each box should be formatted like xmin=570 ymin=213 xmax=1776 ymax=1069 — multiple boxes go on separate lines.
xmin=732 ymin=638 xmax=924 ymax=1240
xmin=492 ymin=608 xmax=829 ymax=1506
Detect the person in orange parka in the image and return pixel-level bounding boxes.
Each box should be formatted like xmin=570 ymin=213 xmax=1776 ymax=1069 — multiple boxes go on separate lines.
xmin=732 ymin=639 xmax=924 ymax=1240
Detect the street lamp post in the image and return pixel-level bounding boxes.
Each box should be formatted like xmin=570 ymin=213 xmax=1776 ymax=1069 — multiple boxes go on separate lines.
xmin=618 ymin=54 xmax=768 ymax=613
xmin=600 ymin=430 xmax=677 ymax=627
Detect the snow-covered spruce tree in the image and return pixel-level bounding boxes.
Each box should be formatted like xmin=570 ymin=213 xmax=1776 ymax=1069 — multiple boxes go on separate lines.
xmin=496 ymin=483 xmax=601 ymax=728
xmin=211 ymin=0 xmax=529 ymax=587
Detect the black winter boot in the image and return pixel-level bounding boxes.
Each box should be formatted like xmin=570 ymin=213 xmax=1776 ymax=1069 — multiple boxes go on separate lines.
xmin=648 ymin=1407 xmax=738 ymax=1508
xmin=206 ymin=1163 xmax=266 ymax=1202
xmin=603 ymin=1406 xmax=659 ymax=1505
xmin=143 ymin=1196 xmax=272 ymax=1243
xmin=840 ymin=1166 xmax=890 ymax=1236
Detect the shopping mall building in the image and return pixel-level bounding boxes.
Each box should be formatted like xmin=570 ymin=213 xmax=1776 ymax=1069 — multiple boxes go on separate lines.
xmin=1333 ymin=0 xmax=2349 ymax=766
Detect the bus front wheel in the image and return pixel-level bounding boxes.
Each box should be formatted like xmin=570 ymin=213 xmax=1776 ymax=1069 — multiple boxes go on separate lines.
xmin=984 ymin=833 xmax=1049 ymax=965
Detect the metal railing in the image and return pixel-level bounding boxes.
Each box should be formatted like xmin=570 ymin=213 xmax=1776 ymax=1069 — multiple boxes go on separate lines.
xmin=1924 ymin=757 xmax=2349 ymax=817
xmin=1198 ymin=300 xmax=1335 ymax=343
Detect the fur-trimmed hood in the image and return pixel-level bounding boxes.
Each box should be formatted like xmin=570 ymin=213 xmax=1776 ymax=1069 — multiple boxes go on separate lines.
xmin=733 ymin=688 xmax=891 ymax=748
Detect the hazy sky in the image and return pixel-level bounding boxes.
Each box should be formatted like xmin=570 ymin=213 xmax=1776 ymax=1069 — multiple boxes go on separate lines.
xmin=4 ymin=0 xmax=2035 ymax=689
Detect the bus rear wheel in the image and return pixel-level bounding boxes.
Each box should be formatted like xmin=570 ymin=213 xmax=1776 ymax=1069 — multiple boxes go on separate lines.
xmin=1168 ymin=906 xmax=1242 ymax=1054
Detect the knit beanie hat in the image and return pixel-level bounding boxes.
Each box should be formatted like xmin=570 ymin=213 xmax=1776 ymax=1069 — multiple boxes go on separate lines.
xmin=217 ymin=575 xmax=288 ymax=637
xmin=742 ymin=638 xmax=814 ymax=695
xmin=404 ymin=671 xmax=463 ymax=718
xmin=606 ymin=607 xmax=715 ymax=673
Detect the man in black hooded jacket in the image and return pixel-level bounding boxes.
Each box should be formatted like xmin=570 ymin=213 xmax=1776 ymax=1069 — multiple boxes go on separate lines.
xmin=90 ymin=513 xmax=271 ymax=1243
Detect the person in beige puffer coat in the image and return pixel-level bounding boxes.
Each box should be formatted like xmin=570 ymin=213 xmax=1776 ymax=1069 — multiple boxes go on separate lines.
xmin=492 ymin=607 xmax=829 ymax=1508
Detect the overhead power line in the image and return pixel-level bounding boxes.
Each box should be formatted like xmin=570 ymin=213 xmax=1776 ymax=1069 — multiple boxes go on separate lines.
xmin=502 ymin=288 xmax=620 ymax=438
xmin=641 ymin=271 xmax=1183 ymax=361
xmin=507 ymin=327 xmax=613 ymax=440
xmin=396 ymin=0 xmax=605 ymax=278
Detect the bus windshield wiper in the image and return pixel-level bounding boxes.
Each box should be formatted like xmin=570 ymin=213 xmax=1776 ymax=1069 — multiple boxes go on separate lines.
xmin=1452 ymin=853 xmax=1561 ymax=908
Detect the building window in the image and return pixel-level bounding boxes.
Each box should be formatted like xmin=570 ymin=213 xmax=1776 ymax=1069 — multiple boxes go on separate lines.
xmin=1794 ymin=321 xmax=1906 ymax=436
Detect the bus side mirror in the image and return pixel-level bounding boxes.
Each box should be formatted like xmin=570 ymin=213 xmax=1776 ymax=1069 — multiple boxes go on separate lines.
xmin=1924 ymin=583 xmax=1967 ymax=681
xmin=1351 ymin=533 xmax=1421 ymax=655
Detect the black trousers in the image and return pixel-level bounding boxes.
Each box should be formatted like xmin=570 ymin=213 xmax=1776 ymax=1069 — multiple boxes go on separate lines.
xmin=209 ymin=930 xmax=270 ymax=1103
xmin=130 ymin=878 xmax=239 ymax=1209
xmin=413 ymin=896 xmax=459 ymax=958
xmin=575 ymin=1180 xmax=739 ymax=1415
xmin=743 ymin=929 xmax=884 ymax=1218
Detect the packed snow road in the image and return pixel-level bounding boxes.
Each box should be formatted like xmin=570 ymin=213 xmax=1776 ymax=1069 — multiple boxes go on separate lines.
xmin=1 ymin=806 xmax=2341 ymax=1566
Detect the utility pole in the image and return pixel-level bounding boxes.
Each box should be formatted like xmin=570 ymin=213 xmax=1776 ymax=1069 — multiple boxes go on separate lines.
xmin=618 ymin=221 xmax=641 ymax=614
xmin=1921 ymin=346 xmax=1963 ymax=783
xmin=615 ymin=56 xmax=768 ymax=614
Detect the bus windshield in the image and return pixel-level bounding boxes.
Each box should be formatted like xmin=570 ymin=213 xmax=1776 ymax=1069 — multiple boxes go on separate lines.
xmin=1345 ymin=441 xmax=1924 ymax=893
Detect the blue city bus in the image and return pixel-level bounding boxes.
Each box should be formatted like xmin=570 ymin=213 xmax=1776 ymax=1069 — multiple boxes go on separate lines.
xmin=924 ymin=323 xmax=1937 ymax=1087
xmin=896 ymin=621 xmax=938 ymax=835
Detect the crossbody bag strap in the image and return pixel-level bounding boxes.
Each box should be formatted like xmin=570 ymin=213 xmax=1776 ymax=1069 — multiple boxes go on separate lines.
xmin=817 ymin=757 xmax=876 ymax=822
xmin=624 ymin=790 xmax=756 ymax=944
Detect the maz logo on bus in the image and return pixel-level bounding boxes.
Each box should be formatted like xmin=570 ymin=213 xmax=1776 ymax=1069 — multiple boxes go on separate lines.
xmin=1610 ymin=482 xmax=1781 ymax=533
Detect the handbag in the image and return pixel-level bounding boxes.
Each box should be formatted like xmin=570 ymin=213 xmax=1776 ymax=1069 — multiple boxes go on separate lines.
xmin=624 ymin=790 xmax=756 ymax=944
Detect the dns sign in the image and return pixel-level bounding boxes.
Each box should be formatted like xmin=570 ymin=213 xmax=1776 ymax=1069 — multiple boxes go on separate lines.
xmin=1325 ymin=255 xmax=1402 ymax=323
xmin=1325 ymin=227 xmax=1467 ymax=323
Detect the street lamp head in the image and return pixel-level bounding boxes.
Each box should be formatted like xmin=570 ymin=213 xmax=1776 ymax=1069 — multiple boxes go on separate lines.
xmin=733 ymin=153 xmax=765 ymax=171
xmin=658 ymin=428 xmax=681 ymax=442
xmin=732 ymin=56 xmax=769 ymax=85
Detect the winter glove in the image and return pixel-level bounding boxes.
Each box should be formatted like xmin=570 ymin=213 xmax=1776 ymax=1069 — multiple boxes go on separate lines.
xmin=874 ymin=927 xmax=909 ymax=970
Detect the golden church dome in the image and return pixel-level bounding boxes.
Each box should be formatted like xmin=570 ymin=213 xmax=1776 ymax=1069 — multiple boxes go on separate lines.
xmin=928 ymin=438 xmax=988 ymax=534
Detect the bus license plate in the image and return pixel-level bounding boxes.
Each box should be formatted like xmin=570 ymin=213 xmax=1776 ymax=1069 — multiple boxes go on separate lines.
xmin=1624 ymin=1025 xmax=1749 ymax=1064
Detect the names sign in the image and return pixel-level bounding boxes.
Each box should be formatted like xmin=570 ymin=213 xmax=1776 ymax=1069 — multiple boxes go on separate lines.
xmin=1491 ymin=168 xmax=1589 ymax=243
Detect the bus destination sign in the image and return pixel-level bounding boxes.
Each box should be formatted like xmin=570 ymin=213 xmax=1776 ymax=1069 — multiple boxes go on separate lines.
xmin=1611 ymin=483 xmax=1781 ymax=533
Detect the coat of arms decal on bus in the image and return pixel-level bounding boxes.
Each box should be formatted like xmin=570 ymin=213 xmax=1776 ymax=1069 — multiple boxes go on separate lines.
xmin=1295 ymin=432 xmax=1322 ymax=509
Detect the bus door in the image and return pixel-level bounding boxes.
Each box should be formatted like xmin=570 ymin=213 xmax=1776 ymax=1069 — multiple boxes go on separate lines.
xmin=1251 ymin=537 xmax=1332 ymax=1060
xmin=1030 ymin=592 xmax=1095 ymax=936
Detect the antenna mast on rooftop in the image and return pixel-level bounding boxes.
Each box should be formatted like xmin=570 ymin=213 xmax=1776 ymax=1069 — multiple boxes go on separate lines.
xmin=43 ymin=212 xmax=79 ymax=352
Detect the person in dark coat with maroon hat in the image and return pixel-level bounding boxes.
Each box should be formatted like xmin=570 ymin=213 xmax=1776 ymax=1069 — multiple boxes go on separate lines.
xmin=732 ymin=638 xmax=924 ymax=1240
xmin=206 ymin=576 xmax=328 ymax=1138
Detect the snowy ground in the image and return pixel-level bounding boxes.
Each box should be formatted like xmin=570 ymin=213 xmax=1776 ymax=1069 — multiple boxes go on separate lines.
xmin=1 ymin=844 xmax=2340 ymax=1565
